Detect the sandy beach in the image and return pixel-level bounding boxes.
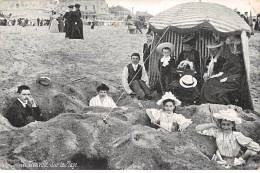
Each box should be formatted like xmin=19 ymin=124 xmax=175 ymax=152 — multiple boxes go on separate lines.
xmin=0 ymin=25 xmax=259 ymax=113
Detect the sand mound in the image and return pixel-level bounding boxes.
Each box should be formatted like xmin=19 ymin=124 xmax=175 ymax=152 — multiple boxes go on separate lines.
xmin=0 ymin=103 xmax=259 ymax=170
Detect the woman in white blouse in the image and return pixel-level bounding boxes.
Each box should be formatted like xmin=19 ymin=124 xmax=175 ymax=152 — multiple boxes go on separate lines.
xmin=89 ymin=84 xmax=117 ymax=108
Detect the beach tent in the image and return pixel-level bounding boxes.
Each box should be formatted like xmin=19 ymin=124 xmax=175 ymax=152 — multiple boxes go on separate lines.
xmin=148 ymin=2 xmax=254 ymax=110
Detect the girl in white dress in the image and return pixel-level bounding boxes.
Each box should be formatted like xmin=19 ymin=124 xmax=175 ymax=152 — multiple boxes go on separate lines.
xmin=49 ymin=12 xmax=59 ymax=33
xmin=146 ymin=92 xmax=193 ymax=132
xmin=196 ymin=109 xmax=260 ymax=167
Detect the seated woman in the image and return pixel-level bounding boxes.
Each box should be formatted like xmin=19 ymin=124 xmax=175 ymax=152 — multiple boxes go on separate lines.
xmin=89 ymin=84 xmax=117 ymax=108
xmin=196 ymin=109 xmax=260 ymax=168
xmin=146 ymin=92 xmax=193 ymax=132
xmin=201 ymin=35 xmax=244 ymax=105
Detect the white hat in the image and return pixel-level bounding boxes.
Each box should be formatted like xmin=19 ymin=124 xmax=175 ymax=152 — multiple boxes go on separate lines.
xmin=213 ymin=109 xmax=242 ymax=124
xmin=36 ymin=76 xmax=51 ymax=86
xmin=156 ymin=42 xmax=175 ymax=54
xmin=157 ymin=92 xmax=181 ymax=106
xmin=225 ymin=35 xmax=241 ymax=45
xmin=179 ymin=75 xmax=197 ymax=88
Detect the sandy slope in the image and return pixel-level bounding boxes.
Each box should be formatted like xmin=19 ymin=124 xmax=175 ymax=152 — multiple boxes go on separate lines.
xmin=0 ymin=26 xmax=259 ymax=113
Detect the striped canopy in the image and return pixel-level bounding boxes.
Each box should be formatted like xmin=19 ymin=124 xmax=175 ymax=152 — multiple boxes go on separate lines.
xmin=149 ymin=2 xmax=251 ymax=34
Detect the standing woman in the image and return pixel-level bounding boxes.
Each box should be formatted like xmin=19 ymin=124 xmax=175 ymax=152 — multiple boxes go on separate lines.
xmin=143 ymin=31 xmax=154 ymax=73
xmin=49 ymin=12 xmax=59 ymax=33
xmin=71 ymin=4 xmax=84 ymax=39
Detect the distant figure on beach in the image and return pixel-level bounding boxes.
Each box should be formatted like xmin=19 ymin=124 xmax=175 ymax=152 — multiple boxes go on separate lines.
xmin=37 ymin=18 xmax=40 ymax=26
xmin=49 ymin=12 xmax=59 ymax=33
xmin=91 ymin=20 xmax=95 ymax=29
xmin=63 ymin=5 xmax=74 ymax=38
xmin=70 ymin=4 xmax=84 ymax=39
xmin=5 ymin=85 xmax=45 ymax=127
xmin=89 ymin=84 xmax=117 ymax=108
xmin=122 ymin=53 xmax=157 ymax=100
xmin=57 ymin=13 xmax=65 ymax=32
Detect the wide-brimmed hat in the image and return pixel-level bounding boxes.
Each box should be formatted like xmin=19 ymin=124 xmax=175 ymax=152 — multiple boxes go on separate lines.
xmin=36 ymin=76 xmax=51 ymax=86
xmin=207 ymin=41 xmax=224 ymax=49
xmin=179 ymin=75 xmax=197 ymax=88
xmin=182 ymin=34 xmax=195 ymax=44
xmin=157 ymin=92 xmax=181 ymax=106
xmin=68 ymin=5 xmax=74 ymax=8
xmin=213 ymin=109 xmax=242 ymax=124
xmin=156 ymin=42 xmax=175 ymax=54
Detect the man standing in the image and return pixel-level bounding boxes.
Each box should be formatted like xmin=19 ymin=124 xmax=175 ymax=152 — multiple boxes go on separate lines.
xmin=63 ymin=5 xmax=74 ymax=38
xmin=122 ymin=53 xmax=156 ymax=100
xmin=5 ymin=85 xmax=44 ymax=127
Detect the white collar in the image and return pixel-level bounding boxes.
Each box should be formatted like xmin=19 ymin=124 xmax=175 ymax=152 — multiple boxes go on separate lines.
xmin=161 ymin=56 xmax=171 ymax=67
xmin=132 ymin=64 xmax=139 ymax=70
xmin=17 ymin=98 xmax=27 ymax=108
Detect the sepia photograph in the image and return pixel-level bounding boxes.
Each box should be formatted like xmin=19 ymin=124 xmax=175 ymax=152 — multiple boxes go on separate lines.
xmin=0 ymin=0 xmax=259 ymax=170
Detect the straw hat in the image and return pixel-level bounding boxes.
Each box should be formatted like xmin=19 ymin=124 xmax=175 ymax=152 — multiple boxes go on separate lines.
xmin=179 ymin=75 xmax=197 ymax=88
xmin=157 ymin=92 xmax=181 ymax=106
xmin=207 ymin=41 xmax=224 ymax=49
xmin=213 ymin=109 xmax=242 ymax=124
xmin=36 ymin=76 xmax=51 ymax=86
xmin=156 ymin=42 xmax=175 ymax=54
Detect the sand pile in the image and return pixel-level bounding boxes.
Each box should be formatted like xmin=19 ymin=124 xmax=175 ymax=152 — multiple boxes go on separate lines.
xmin=0 ymin=102 xmax=259 ymax=170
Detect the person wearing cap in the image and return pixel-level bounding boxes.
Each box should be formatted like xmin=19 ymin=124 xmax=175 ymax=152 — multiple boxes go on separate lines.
xmin=89 ymin=84 xmax=117 ymax=108
xmin=70 ymin=4 xmax=83 ymax=39
xmin=63 ymin=5 xmax=74 ymax=38
xmin=196 ymin=109 xmax=260 ymax=167
xmin=156 ymin=42 xmax=178 ymax=93
xmin=5 ymin=85 xmax=45 ymax=127
xmin=122 ymin=53 xmax=156 ymax=100
xmin=201 ymin=35 xmax=244 ymax=105
xmin=203 ymin=39 xmax=226 ymax=82
xmin=143 ymin=31 xmax=154 ymax=73
xmin=146 ymin=92 xmax=192 ymax=132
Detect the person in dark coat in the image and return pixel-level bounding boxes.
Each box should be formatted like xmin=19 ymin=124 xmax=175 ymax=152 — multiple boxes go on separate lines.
xmin=5 ymin=85 xmax=45 ymax=128
xmin=143 ymin=31 xmax=153 ymax=73
xmin=177 ymin=34 xmax=201 ymax=88
xmin=70 ymin=4 xmax=84 ymax=39
xmin=201 ymin=35 xmax=244 ymax=105
xmin=63 ymin=5 xmax=74 ymax=38
xmin=203 ymin=40 xmax=226 ymax=82
xmin=91 ymin=20 xmax=95 ymax=29
xmin=37 ymin=18 xmax=40 ymax=26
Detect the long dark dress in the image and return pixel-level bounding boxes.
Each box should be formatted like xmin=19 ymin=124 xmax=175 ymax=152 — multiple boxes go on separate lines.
xmin=201 ymin=53 xmax=244 ymax=105
xmin=143 ymin=43 xmax=151 ymax=72
xmin=70 ymin=10 xmax=84 ymax=39
xmin=63 ymin=11 xmax=73 ymax=38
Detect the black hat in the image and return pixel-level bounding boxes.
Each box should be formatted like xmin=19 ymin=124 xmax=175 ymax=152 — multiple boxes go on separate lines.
xmin=68 ymin=5 xmax=74 ymax=8
xmin=97 ymin=84 xmax=109 ymax=92
xmin=182 ymin=34 xmax=196 ymax=44
xmin=75 ymin=4 xmax=80 ymax=8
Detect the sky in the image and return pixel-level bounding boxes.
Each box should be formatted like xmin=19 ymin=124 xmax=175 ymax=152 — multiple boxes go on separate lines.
xmin=106 ymin=0 xmax=260 ymax=16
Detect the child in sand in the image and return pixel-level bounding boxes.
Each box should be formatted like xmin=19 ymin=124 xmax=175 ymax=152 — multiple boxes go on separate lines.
xmin=146 ymin=92 xmax=193 ymax=132
xmin=196 ymin=109 xmax=260 ymax=167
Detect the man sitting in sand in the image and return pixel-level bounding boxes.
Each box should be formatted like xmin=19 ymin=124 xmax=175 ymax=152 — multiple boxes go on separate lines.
xmin=5 ymin=85 xmax=45 ymax=127
xmin=89 ymin=84 xmax=117 ymax=108
xmin=122 ymin=53 xmax=156 ymax=100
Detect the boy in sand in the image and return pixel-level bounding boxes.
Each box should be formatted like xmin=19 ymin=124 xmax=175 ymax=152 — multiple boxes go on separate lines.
xmin=122 ymin=53 xmax=156 ymax=100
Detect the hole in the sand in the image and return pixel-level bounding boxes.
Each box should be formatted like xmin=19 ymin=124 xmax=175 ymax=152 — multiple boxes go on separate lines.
xmin=70 ymin=153 xmax=109 ymax=170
